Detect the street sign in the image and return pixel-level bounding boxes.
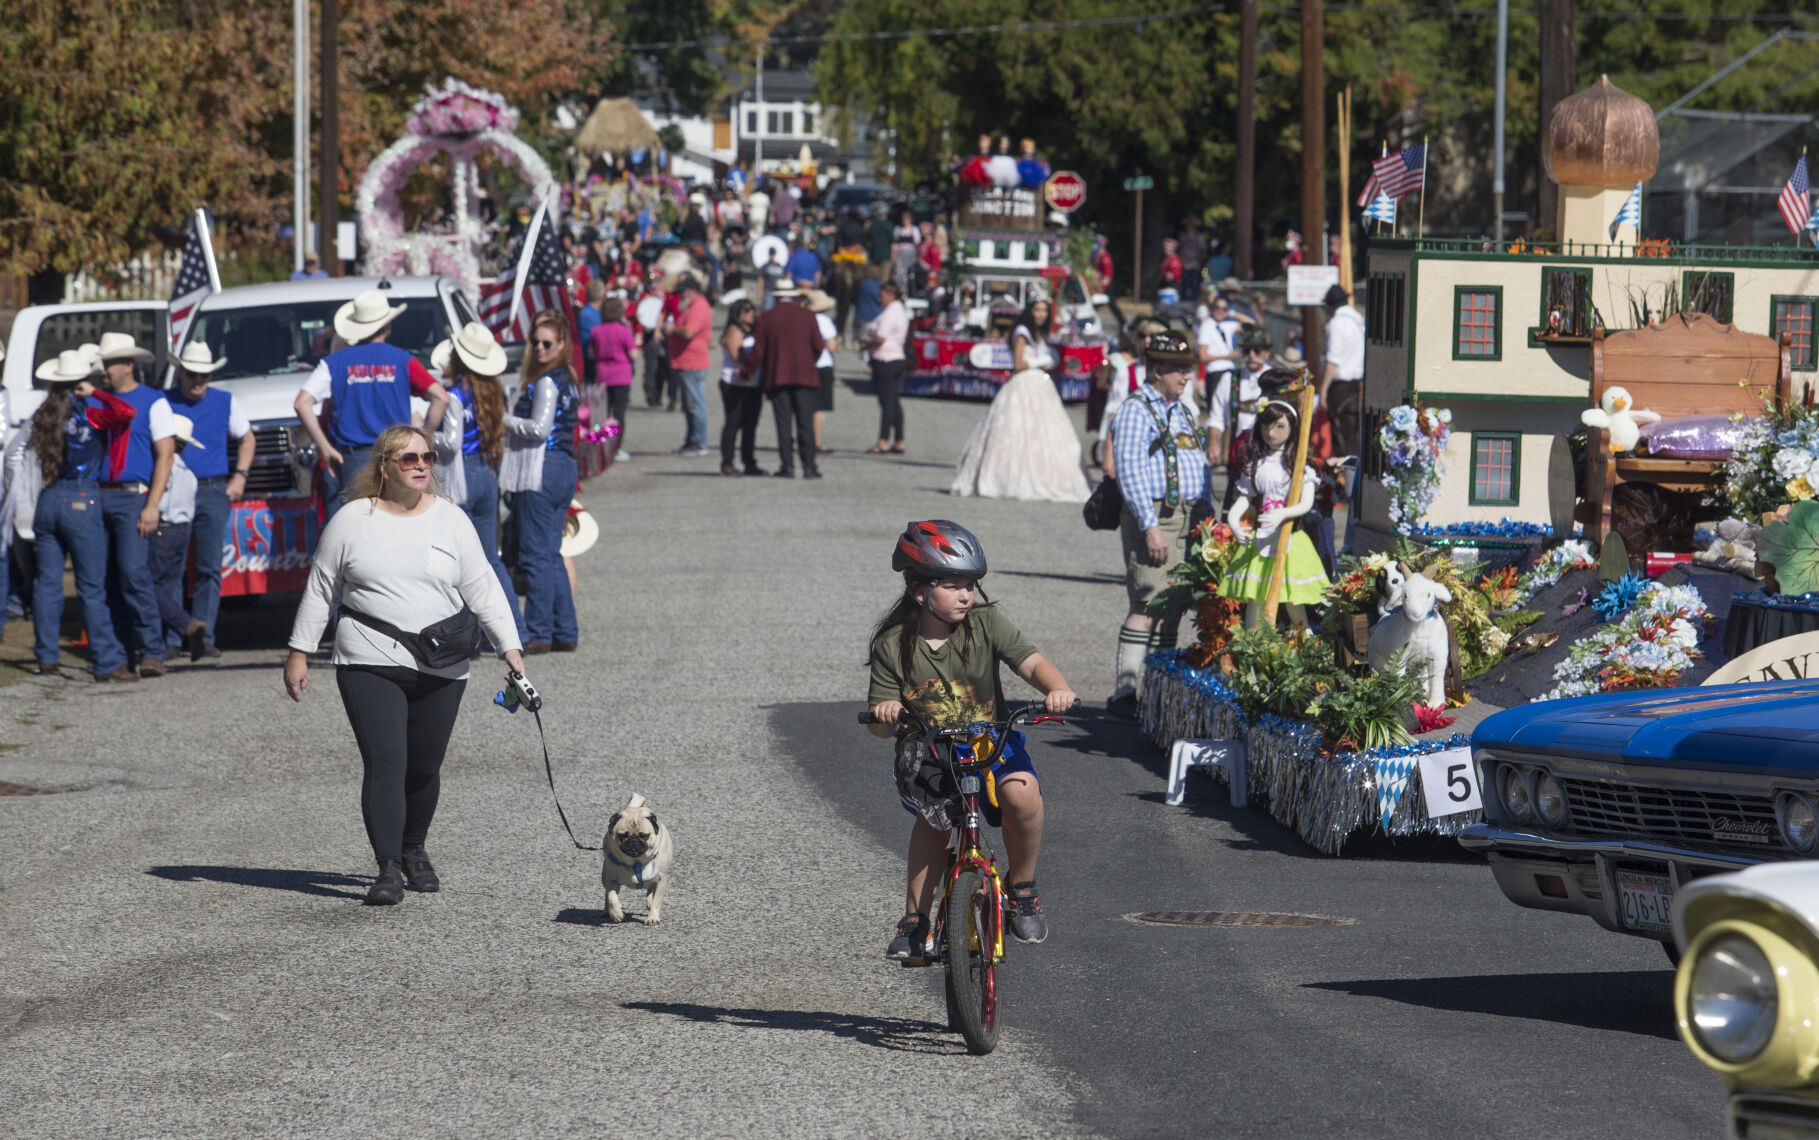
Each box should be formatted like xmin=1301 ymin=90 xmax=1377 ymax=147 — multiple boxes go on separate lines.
xmin=1123 ymin=175 xmax=1155 ymax=192
xmin=1044 ymin=171 xmax=1087 ymax=213
xmin=1286 ymin=264 xmax=1341 ymax=306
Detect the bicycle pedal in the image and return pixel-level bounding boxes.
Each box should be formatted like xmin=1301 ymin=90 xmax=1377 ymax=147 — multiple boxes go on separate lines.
xmin=897 ymin=956 xmax=934 ymax=968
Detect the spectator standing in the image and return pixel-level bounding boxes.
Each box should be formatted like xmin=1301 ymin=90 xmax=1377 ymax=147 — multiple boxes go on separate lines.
xmin=1196 ymin=294 xmax=1243 ymax=407
xmin=585 ymin=297 xmax=638 ymax=468
xmin=1320 ymin=283 xmax=1366 ymax=470
xmin=663 ymin=275 xmax=714 ymax=457
xmin=284 ymin=423 xmax=526 ymax=906
xmin=165 ymin=342 xmax=257 ymax=658
xmin=743 ymin=285 xmax=825 ymax=478
xmin=1178 ymin=217 xmax=1208 ymax=301
xmin=785 ymin=234 xmax=822 ymax=289
xmin=770 ymin=185 xmax=799 ymax=233
xmin=145 ymin=415 xmax=210 ymax=661
xmin=808 ymin=289 xmax=839 ymax=453
xmin=635 ymin=270 xmax=669 ymax=409
xmin=290 ymin=256 xmax=328 ymax=281
xmin=95 ymin=333 xmax=175 ymax=675
xmin=577 ymin=280 xmax=605 ymax=367
xmin=866 ymin=204 xmax=893 ymax=272
xmin=500 ymin=310 xmax=581 ymax=653
xmin=889 ymin=208 xmax=919 ymax=294
xmin=1208 ymin=327 xmax=1274 ymax=473
xmin=718 ymin=300 xmax=762 ymax=476
xmin=862 ymin=281 xmax=910 ymax=454
xmin=759 ymin=245 xmax=787 ymax=312
xmin=1159 ymin=239 xmax=1183 ymax=293
xmin=294 ymin=289 xmax=450 ymax=519
xmin=747 ymin=183 xmax=771 ymax=235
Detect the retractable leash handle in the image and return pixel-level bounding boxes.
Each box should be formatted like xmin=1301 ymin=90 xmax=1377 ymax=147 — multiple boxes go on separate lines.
xmin=494 ymin=670 xmax=543 ymax=714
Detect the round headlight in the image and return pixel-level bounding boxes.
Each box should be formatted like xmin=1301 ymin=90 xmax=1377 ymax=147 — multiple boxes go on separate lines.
xmin=1498 ymin=765 xmax=1533 ymax=823
xmin=1778 ymin=792 xmax=1819 ymax=853
xmin=1689 ymin=933 xmax=1778 ymax=1064
xmin=1533 ymin=771 xmax=1568 ymax=828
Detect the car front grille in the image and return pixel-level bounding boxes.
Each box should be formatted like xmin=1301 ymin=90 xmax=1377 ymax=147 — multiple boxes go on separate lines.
xmin=1559 ymin=776 xmax=1786 ymax=854
xmin=245 ymin=425 xmax=306 ymax=498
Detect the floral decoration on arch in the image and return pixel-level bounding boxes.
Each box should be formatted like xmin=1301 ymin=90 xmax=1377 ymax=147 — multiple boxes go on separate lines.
xmin=1379 ymin=403 xmax=1451 ymax=535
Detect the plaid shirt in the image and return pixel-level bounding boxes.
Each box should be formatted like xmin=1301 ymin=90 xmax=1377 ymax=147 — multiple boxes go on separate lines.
xmin=1111 ymin=385 xmax=1209 ymax=529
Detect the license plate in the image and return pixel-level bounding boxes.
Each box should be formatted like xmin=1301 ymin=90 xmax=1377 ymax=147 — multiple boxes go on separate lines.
xmin=1616 ymin=870 xmax=1675 ymax=934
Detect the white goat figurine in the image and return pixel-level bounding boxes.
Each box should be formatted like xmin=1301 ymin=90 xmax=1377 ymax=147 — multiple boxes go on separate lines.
xmin=1367 ymin=571 xmax=1453 ymax=708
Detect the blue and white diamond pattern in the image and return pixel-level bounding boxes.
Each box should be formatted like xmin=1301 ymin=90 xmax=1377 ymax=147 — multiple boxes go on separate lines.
xmin=1375 ymin=755 xmax=1420 ymax=821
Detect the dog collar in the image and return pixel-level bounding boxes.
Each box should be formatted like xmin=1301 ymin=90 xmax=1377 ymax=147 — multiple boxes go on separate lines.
xmin=606 ymin=850 xmax=652 ymax=887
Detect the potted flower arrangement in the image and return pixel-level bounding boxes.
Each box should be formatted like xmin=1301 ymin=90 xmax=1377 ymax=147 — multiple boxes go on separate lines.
xmin=1378 ymin=404 xmax=1452 ymax=534
xmin=1148 ymin=517 xmax=1246 ymax=667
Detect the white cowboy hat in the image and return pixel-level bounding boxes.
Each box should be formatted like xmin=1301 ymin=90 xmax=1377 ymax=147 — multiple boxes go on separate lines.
xmin=77 ymin=342 xmax=103 ymax=370
xmin=175 ymin=341 xmax=228 ymax=374
xmin=804 ymin=289 xmax=836 ymax=314
xmin=431 ymin=321 xmax=507 ymax=378
xmin=333 ymin=288 xmax=408 ymax=343
xmin=34 ymin=349 xmax=98 ymax=383
xmin=560 ymin=499 xmax=599 ymax=558
xmin=168 ymin=414 xmax=204 ymax=450
xmin=97 ymin=331 xmax=153 ymax=363
xmin=771 ymin=285 xmax=802 ymax=300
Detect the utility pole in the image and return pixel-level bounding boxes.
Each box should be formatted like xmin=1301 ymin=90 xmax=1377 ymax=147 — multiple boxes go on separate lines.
xmin=1235 ymin=0 xmax=1258 ymax=281
xmin=1538 ymin=0 xmax=1575 ymax=236
xmin=753 ymin=49 xmax=763 ymax=180
xmin=293 ymin=0 xmax=309 ymax=273
xmin=1133 ymin=184 xmax=1144 ymax=302
xmin=1492 ymin=0 xmax=1509 ymax=244
xmin=1300 ymin=0 xmax=1325 ymax=370
xmin=319 ymin=0 xmax=340 ymax=276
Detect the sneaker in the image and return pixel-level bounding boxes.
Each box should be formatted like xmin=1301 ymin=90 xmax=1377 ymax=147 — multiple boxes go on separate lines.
xmin=400 ymin=847 xmax=440 ymax=893
xmin=1006 ymin=882 xmax=1048 ymax=944
xmin=676 ymin=446 xmax=710 ymax=457
xmin=885 ymin=913 xmax=932 ymax=962
xmin=1104 ymin=694 xmax=1140 ymax=724
xmin=616 ymin=450 xmax=632 ymax=462
xmin=721 ymin=463 xmax=738 ymax=476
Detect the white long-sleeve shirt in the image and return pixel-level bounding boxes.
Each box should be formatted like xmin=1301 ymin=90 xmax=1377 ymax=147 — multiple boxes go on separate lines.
xmin=288 ymin=495 xmax=523 ymax=678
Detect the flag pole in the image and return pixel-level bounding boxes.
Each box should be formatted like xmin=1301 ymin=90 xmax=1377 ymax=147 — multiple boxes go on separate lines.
xmin=507 ymin=199 xmax=548 ymax=335
xmin=1338 ymin=87 xmax=1351 ymax=301
xmin=197 ymin=207 xmax=221 ymax=293
xmin=1417 ymin=137 xmax=1429 ymax=239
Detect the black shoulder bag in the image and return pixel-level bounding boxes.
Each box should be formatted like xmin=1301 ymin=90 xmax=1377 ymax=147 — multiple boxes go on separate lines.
xmin=340 ymin=607 xmax=482 ymax=669
xmin=1083 ymin=476 xmax=1123 ymax=531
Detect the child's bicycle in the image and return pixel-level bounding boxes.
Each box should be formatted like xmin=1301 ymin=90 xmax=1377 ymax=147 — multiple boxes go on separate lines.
xmin=857 ymin=700 xmax=1075 ymax=1055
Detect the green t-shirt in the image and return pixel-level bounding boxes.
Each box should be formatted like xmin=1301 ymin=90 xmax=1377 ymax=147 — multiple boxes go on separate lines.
xmin=867 ymin=605 xmax=1037 ymax=728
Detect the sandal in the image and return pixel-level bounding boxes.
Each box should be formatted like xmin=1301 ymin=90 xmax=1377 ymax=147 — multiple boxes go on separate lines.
xmin=889 ymin=442 xmax=907 ymax=453
xmin=865 ymin=442 xmax=890 ymax=454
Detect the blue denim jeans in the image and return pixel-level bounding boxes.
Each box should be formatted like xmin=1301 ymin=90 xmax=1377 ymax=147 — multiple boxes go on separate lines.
xmin=676 ymin=369 xmax=710 ymax=451
xmin=189 ymin=479 xmax=230 ymax=647
xmin=33 ymin=480 xmax=127 ymax=675
xmin=461 ymin=452 xmax=526 ymax=644
xmin=100 ymin=488 xmax=165 ymax=664
xmin=147 ymin=520 xmax=195 ymax=640
xmin=517 ymin=451 xmax=579 ymax=645
xmin=319 ymin=446 xmax=375 ymax=521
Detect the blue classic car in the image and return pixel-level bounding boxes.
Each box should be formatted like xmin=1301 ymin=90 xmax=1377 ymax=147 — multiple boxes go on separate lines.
xmin=1459 ymin=679 xmax=1819 ymax=951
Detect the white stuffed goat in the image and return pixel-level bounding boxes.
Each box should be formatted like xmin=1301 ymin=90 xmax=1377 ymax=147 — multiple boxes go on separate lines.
xmin=1367 ymin=571 xmax=1453 ymax=708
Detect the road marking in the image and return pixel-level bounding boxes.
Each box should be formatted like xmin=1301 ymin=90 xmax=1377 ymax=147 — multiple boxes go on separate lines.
xmin=1124 ymin=911 xmax=1358 ymax=928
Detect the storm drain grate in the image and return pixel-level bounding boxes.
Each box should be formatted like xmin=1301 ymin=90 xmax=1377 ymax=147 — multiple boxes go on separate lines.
xmin=1128 ymin=911 xmax=1357 ymax=928
xmin=0 ymin=781 xmax=58 ymax=797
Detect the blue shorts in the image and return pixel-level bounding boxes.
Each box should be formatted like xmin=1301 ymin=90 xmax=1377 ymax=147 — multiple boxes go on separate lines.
xmin=896 ymin=730 xmax=1040 ymax=830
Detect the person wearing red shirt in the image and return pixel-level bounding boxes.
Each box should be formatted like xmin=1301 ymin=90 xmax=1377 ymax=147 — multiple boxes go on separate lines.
xmin=1091 ymin=236 xmax=1114 ymax=297
xmin=1159 ymin=238 xmax=1183 ymax=291
xmin=662 ymin=275 xmax=715 ymax=456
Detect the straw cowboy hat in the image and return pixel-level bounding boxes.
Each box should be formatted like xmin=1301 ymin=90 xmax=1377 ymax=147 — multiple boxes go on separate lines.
xmin=34 ymin=349 xmax=98 ymax=384
xmin=168 ymin=414 xmax=204 ymax=450
xmin=561 ymin=499 xmax=599 ymax=558
xmin=333 ymin=288 xmax=408 ymax=343
xmin=175 ymin=341 xmax=228 ymax=375
xmin=431 ymin=321 xmax=507 ymax=378
xmin=97 ymin=331 xmax=154 ymax=363
xmin=804 ymin=289 xmax=836 ymax=313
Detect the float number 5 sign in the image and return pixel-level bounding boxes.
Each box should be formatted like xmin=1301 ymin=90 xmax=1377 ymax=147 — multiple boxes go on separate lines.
xmin=1418 ymin=746 xmax=1483 ymax=817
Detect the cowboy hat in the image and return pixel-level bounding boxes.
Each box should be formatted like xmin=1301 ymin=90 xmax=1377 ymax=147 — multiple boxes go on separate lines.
xmin=97 ymin=331 xmax=154 ymax=364
xmin=1218 ymin=276 xmax=1243 ymax=292
xmin=771 ymin=285 xmax=802 ymax=300
xmin=561 ymin=499 xmax=599 ymax=558
xmin=804 ymin=289 xmax=836 ymax=313
xmin=431 ymin=321 xmax=507 ymax=378
xmin=333 ymin=288 xmax=408 ymax=343
xmin=168 ymin=414 xmax=204 ymax=450
xmin=175 ymin=341 xmax=228 ymax=374
xmin=34 ymin=349 xmax=98 ymax=384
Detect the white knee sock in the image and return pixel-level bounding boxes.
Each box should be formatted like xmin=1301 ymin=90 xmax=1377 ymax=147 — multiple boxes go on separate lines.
xmin=1114 ymin=626 xmax=1151 ymax=700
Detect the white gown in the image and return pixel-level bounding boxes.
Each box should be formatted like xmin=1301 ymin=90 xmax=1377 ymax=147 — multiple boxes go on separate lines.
xmin=951 ymin=358 xmax=1091 ymax=503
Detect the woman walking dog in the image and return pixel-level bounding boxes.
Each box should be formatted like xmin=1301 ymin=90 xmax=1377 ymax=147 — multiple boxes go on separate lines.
xmin=285 ymin=424 xmax=526 ymax=905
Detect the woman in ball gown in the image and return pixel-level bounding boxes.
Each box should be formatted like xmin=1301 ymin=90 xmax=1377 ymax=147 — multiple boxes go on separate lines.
xmin=950 ymin=297 xmax=1090 ymax=503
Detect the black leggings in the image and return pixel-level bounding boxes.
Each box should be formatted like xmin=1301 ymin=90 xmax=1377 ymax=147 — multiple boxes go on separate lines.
xmin=336 ymin=667 xmax=467 ymax=862
xmin=719 ymin=382 xmax=763 ymax=467
xmin=872 ymin=359 xmax=906 ymax=443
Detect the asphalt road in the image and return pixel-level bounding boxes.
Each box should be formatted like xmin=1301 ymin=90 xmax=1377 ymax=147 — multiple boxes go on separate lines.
xmin=1 ymin=347 xmax=1725 ymax=1138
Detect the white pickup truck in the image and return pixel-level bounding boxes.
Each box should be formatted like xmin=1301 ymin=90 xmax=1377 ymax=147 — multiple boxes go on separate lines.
xmin=4 ymin=276 xmax=477 ymax=596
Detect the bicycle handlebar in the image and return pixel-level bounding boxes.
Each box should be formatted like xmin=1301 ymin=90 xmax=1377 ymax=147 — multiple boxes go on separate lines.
xmin=856 ymin=699 xmax=1080 ymax=738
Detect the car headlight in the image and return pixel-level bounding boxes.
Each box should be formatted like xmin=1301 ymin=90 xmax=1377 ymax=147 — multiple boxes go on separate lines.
xmin=1498 ymin=764 xmax=1533 ymax=824
xmin=1777 ymin=792 xmax=1819 ymax=854
xmin=1688 ymin=933 xmax=1778 ymax=1064
xmin=1533 ymin=771 xmax=1568 ymax=828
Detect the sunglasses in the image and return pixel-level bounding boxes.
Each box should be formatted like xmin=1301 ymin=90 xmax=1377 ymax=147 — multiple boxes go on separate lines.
xmin=390 ymin=451 xmax=434 ymax=468
xmin=533 ymin=338 xmax=560 ymax=349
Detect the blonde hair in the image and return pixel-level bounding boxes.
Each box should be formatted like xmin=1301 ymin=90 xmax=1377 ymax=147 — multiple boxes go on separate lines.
xmin=343 ymin=424 xmax=440 ymax=504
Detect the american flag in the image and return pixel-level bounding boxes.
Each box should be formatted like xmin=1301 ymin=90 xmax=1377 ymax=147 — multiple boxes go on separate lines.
xmin=478 ymin=206 xmax=572 ymax=344
xmin=1778 ymin=152 xmax=1813 ymax=236
xmin=1371 ymin=143 xmax=1427 ymax=201
xmin=169 ymin=208 xmax=218 ymax=349
xmin=1355 ymin=172 xmax=1382 ymax=209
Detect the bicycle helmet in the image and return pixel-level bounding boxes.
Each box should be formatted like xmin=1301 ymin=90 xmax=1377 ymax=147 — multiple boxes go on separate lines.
xmin=892 ymin=520 xmax=988 ymax=580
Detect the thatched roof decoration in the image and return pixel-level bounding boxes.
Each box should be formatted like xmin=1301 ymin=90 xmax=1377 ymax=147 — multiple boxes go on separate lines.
xmin=575 ymin=97 xmax=660 ymax=158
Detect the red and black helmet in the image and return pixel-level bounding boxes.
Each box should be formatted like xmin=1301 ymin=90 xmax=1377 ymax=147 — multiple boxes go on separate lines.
xmin=892 ymin=520 xmax=987 ymax=580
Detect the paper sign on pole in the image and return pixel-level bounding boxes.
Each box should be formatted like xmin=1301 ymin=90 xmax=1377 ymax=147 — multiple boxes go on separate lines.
xmin=1419 ymin=746 xmax=1483 ymax=817
xmin=1286 ymin=264 xmax=1341 ymax=306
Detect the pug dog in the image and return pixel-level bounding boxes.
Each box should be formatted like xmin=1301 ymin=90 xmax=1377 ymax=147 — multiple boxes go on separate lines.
xmin=602 ymin=793 xmax=672 ymax=924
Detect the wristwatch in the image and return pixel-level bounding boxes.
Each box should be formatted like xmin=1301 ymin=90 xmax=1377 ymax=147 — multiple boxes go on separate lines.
xmin=232 ymin=468 xmax=250 ymax=477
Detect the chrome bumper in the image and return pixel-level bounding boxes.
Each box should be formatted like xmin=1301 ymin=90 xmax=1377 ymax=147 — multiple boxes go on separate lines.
xmin=1458 ymin=823 xmax=1762 ymax=940
xmin=1730 ymin=1092 xmax=1819 ymax=1139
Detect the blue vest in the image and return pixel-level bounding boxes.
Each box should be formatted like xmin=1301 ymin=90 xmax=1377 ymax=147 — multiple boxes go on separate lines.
xmin=450 ymin=383 xmax=482 ymax=456
xmin=325 ymin=342 xmax=416 ymax=449
xmin=512 ymin=367 xmax=577 ymax=456
xmin=112 ymin=385 xmax=167 ymax=484
xmin=165 ymin=387 xmax=234 ymax=478
xmin=57 ymin=398 xmax=108 ymax=483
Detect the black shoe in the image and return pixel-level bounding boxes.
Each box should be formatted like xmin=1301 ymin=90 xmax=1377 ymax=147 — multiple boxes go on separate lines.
xmin=552 ymin=641 xmax=578 ymax=653
xmin=1006 ymin=882 xmax=1048 ymax=944
xmin=721 ymin=463 xmax=738 ymax=476
xmin=185 ymin=619 xmax=208 ymax=662
xmin=1104 ymin=694 xmax=1140 ymax=724
xmin=401 ymin=847 xmax=440 ymax=893
xmin=804 ymin=469 xmax=824 ymax=479
xmin=743 ymin=464 xmax=765 ymax=476
xmin=200 ymin=642 xmax=222 ymax=660
xmin=773 ymin=468 xmax=795 ymax=478
xmin=885 ymin=913 xmax=933 ymax=963
xmin=366 ymin=858 xmax=405 ymax=906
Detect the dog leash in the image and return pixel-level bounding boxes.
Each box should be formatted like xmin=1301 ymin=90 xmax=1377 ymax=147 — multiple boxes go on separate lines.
xmin=499 ymin=673 xmax=602 ymax=853
xmin=529 ymin=707 xmax=603 ymax=852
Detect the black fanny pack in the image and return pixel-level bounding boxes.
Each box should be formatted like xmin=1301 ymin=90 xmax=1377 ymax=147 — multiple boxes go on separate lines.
xmin=341 ymin=607 xmax=482 ymax=669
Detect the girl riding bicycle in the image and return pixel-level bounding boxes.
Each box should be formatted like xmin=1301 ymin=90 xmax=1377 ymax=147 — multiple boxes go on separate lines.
xmin=866 ymin=520 xmax=1077 ymax=962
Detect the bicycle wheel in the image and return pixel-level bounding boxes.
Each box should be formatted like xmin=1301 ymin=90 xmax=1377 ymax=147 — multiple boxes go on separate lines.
xmin=943 ymin=869 xmax=1000 ymax=1054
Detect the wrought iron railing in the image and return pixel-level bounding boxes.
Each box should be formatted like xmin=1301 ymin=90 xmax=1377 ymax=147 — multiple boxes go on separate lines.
xmin=1376 ymin=236 xmax=1819 ymax=264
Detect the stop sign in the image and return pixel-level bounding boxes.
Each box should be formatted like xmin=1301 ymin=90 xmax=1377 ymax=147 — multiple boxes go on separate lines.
xmin=1044 ymin=172 xmax=1086 ymax=213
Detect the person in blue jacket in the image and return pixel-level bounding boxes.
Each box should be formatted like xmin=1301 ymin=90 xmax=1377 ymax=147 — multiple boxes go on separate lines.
xmin=95 ymin=332 xmax=176 ymax=675
xmin=293 ymin=288 xmax=449 ymax=519
xmin=163 ymin=342 xmax=258 ymax=657
xmin=499 ymin=309 xmax=580 ymax=653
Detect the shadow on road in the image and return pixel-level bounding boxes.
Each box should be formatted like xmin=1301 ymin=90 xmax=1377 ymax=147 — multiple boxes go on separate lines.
xmin=993 ymin=568 xmax=1126 ymax=586
xmin=146 ymin=865 xmax=367 ymax=901
xmin=622 ymin=1000 xmax=967 ymax=1056
xmin=1304 ymin=970 xmax=1677 ymax=1039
